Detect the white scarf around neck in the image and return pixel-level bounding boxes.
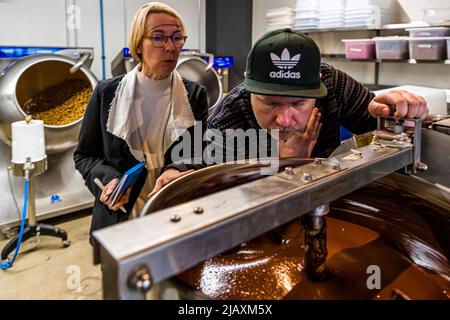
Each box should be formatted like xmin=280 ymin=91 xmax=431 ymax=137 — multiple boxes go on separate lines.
xmin=106 ymin=63 xmax=196 ymax=162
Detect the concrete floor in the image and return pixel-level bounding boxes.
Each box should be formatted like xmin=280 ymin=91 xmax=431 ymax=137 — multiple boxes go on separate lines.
xmin=0 ymin=210 xmax=102 ymax=300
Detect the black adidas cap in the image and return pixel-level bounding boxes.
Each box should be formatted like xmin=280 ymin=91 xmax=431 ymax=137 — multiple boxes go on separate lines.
xmin=244 ymin=28 xmax=327 ymax=98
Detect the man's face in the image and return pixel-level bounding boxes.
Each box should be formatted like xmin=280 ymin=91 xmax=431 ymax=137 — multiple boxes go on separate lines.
xmin=250 ymin=94 xmax=316 ymax=141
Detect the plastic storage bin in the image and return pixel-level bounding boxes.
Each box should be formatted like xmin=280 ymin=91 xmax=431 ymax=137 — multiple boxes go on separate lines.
xmin=447 ymin=38 xmax=450 ymax=60
xmin=409 ymin=37 xmax=447 ymax=60
xmin=407 ymin=27 xmax=450 ymax=38
xmin=342 ymin=39 xmax=376 ymax=59
xmin=421 ymin=7 xmax=450 ymax=24
xmin=374 ymin=37 xmax=409 ymax=60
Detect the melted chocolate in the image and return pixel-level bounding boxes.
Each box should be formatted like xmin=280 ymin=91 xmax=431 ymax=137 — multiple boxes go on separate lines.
xmin=148 ymin=162 xmax=450 ymax=300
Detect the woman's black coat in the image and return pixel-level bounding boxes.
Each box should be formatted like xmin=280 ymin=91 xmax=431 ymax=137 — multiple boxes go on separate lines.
xmin=74 ymin=75 xmax=208 ymax=236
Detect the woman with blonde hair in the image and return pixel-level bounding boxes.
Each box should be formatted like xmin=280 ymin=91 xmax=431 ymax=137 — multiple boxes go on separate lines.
xmin=74 ymin=2 xmax=208 ymax=237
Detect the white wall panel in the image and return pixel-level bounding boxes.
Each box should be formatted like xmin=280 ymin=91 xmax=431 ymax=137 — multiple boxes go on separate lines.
xmin=0 ymin=0 xmax=206 ymax=79
xmin=0 ymin=0 xmax=66 ymax=46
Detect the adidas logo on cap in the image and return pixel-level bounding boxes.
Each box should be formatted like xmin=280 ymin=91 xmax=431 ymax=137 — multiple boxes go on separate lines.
xmin=269 ymin=48 xmax=301 ymax=79
xmin=244 ymin=29 xmax=327 ymax=98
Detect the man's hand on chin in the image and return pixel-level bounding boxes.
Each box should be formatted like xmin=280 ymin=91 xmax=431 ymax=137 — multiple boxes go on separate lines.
xmin=279 ymin=107 xmax=322 ymax=158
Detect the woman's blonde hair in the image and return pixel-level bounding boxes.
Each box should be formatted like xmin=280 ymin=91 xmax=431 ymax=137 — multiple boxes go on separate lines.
xmin=128 ymin=2 xmax=186 ymax=61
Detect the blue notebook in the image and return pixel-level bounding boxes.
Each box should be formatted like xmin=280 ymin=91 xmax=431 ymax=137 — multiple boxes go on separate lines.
xmin=107 ymin=161 xmax=146 ymax=206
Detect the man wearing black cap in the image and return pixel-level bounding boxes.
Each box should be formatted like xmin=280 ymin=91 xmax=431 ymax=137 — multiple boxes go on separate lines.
xmin=207 ymin=29 xmax=429 ymax=159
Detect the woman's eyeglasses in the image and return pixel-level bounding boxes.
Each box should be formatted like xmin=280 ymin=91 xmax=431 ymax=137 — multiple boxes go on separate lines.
xmin=145 ymin=32 xmax=187 ymax=48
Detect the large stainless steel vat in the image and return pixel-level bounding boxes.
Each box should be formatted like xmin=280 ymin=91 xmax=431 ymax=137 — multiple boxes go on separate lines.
xmin=0 ymin=54 xmax=98 ymax=154
xmin=142 ymin=161 xmax=450 ymax=300
xmin=177 ymin=54 xmax=223 ymax=112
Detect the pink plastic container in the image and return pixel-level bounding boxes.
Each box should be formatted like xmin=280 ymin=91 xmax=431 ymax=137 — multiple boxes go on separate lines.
xmin=342 ymin=39 xmax=376 ymax=59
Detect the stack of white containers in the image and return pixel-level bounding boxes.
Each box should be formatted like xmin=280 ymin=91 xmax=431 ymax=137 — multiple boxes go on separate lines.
xmin=294 ymin=0 xmax=393 ymax=31
xmin=294 ymin=0 xmax=346 ymax=30
xmin=318 ymin=0 xmax=346 ymax=29
xmin=265 ymin=7 xmax=294 ymax=32
xmin=294 ymin=0 xmax=320 ymax=30
xmin=345 ymin=0 xmax=392 ymax=29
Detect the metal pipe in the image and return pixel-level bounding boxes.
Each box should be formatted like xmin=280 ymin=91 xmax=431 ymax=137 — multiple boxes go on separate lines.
xmin=301 ymin=204 xmax=329 ymax=281
xmin=197 ymin=0 xmax=202 ymax=51
xmin=182 ymin=51 xmax=214 ymax=71
xmin=23 ymin=158 xmax=37 ymax=227
xmin=27 ymin=176 xmax=36 ymax=227
xmin=122 ymin=0 xmax=128 ymax=48
xmin=69 ymin=52 xmax=90 ymax=74
xmin=99 ymin=0 xmax=106 ymax=80
xmin=202 ymin=52 xmax=214 ymax=71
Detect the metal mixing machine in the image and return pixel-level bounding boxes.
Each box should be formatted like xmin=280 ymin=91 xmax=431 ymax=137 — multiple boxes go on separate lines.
xmin=0 ymin=46 xmax=98 ymax=238
xmin=93 ymin=116 xmax=450 ymax=300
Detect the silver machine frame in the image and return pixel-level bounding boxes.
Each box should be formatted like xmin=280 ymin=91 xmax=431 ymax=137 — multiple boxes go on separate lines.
xmin=93 ymin=118 xmax=423 ymax=299
xmin=0 ymin=144 xmax=94 ymax=233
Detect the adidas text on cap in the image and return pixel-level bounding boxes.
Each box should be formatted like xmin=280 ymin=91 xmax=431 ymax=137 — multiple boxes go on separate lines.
xmin=244 ymin=28 xmax=327 ymax=98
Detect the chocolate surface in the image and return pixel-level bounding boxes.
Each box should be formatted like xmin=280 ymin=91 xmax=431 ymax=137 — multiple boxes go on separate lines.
xmin=147 ymin=162 xmax=450 ymax=300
